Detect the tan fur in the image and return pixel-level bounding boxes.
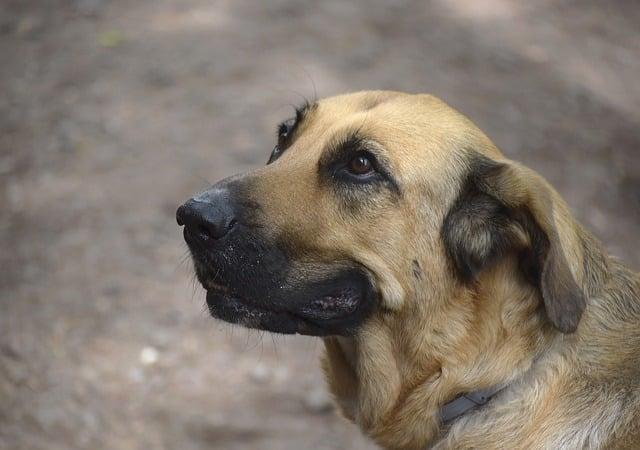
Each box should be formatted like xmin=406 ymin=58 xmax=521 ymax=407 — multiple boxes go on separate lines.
xmin=246 ymin=91 xmax=640 ymax=449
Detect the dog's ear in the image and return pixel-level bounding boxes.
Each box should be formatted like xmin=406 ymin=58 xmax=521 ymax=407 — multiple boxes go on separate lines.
xmin=442 ymin=153 xmax=587 ymax=333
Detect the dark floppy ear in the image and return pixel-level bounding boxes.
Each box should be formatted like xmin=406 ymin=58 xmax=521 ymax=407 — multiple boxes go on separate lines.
xmin=442 ymin=154 xmax=587 ymax=333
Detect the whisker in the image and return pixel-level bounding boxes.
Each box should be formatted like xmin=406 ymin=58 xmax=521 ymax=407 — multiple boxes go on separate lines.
xmin=290 ymin=61 xmax=318 ymax=104
xmin=270 ymin=333 xmax=279 ymax=360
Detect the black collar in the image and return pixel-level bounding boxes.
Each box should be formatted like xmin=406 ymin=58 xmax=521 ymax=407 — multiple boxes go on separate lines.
xmin=438 ymin=384 xmax=505 ymax=424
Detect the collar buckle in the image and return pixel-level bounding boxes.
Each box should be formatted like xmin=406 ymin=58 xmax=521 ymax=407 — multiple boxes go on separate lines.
xmin=438 ymin=385 xmax=504 ymax=424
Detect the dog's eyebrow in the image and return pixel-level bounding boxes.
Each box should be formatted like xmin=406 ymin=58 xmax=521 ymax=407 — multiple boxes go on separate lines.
xmin=275 ymin=101 xmax=317 ymax=152
xmin=319 ymin=131 xmax=365 ymax=165
xmin=291 ymin=100 xmax=314 ymax=128
xmin=320 ymin=131 xmax=401 ymax=196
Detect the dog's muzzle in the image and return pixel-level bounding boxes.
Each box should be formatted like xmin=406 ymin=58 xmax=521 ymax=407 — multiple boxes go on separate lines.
xmin=177 ymin=179 xmax=377 ymax=336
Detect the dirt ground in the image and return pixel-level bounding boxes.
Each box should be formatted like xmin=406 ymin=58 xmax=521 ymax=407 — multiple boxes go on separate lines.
xmin=1 ymin=1 xmax=639 ymax=449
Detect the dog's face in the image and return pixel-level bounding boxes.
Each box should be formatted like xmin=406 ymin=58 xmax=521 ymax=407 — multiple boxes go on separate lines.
xmin=177 ymin=91 xmax=585 ymax=337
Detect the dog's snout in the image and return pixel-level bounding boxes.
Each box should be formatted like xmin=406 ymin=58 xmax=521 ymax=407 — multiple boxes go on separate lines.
xmin=177 ymin=191 xmax=237 ymax=242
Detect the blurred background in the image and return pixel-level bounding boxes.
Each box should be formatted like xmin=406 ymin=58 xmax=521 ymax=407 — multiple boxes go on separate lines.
xmin=1 ymin=1 xmax=639 ymax=449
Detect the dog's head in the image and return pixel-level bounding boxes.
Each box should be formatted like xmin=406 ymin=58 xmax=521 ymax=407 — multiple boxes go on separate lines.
xmin=177 ymin=91 xmax=586 ymax=337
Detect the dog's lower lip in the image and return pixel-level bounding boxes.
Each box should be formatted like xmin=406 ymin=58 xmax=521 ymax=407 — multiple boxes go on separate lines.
xmin=206 ymin=285 xmax=280 ymax=315
xmin=205 ymin=284 xmax=265 ymax=313
xmin=206 ymin=287 xmax=252 ymax=307
xmin=206 ymin=289 xmax=301 ymax=333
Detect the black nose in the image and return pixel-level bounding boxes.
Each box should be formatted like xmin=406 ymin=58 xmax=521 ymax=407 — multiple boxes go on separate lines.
xmin=176 ymin=190 xmax=237 ymax=241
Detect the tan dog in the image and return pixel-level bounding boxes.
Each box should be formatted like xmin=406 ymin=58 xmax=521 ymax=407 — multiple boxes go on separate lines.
xmin=177 ymin=91 xmax=640 ymax=449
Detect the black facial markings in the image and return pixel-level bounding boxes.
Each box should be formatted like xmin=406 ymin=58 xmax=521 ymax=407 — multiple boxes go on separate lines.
xmin=182 ymin=174 xmax=377 ymax=336
xmin=190 ymin=219 xmax=376 ymax=336
xmin=318 ymin=131 xmax=402 ymax=206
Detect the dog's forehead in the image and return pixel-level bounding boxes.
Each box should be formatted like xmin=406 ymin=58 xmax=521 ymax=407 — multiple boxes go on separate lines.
xmin=314 ymin=90 xmax=407 ymax=114
xmin=306 ymin=91 xmax=502 ymax=172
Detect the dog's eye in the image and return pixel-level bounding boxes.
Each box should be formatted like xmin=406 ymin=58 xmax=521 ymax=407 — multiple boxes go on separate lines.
xmin=278 ymin=123 xmax=289 ymax=140
xmin=277 ymin=118 xmax=296 ymax=146
xmin=347 ymin=154 xmax=375 ymax=176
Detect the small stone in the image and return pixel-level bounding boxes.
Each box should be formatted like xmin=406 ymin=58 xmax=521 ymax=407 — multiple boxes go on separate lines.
xmin=303 ymin=387 xmax=333 ymax=414
xmin=139 ymin=346 xmax=159 ymax=366
xmin=248 ymin=363 xmax=271 ymax=384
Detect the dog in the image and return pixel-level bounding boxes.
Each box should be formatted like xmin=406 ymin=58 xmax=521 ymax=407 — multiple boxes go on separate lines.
xmin=177 ymin=91 xmax=640 ymax=449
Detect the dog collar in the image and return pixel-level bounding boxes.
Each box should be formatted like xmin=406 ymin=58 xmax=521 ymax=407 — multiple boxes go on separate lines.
xmin=438 ymin=384 xmax=505 ymax=424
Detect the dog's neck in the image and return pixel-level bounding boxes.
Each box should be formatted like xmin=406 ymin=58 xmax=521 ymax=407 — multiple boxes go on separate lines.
xmin=323 ymin=257 xmax=559 ymax=450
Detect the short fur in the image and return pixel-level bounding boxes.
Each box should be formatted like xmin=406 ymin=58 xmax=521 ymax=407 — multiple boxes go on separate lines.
xmin=314 ymin=93 xmax=640 ymax=449
xmin=183 ymin=91 xmax=640 ymax=449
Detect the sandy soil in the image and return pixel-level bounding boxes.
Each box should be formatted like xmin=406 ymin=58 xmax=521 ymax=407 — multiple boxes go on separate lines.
xmin=1 ymin=0 xmax=639 ymax=449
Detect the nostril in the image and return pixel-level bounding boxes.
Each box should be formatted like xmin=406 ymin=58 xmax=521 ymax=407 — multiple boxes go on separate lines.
xmin=197 ymin=224 xmax=212 ymax=240
xmin=193 ymin=215 xmax=236 ymax=241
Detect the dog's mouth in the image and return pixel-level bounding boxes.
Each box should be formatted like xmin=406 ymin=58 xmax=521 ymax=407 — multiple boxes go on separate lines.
xmin=178 ymin=188 xmax=377 ymax=336
xmin=205 ymin=286 xmax=304 ymax=334
xmin=200 ymin=267 xmax=375 ymax=337
xmin=205 ymin=287 xmax=319 ymax=335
